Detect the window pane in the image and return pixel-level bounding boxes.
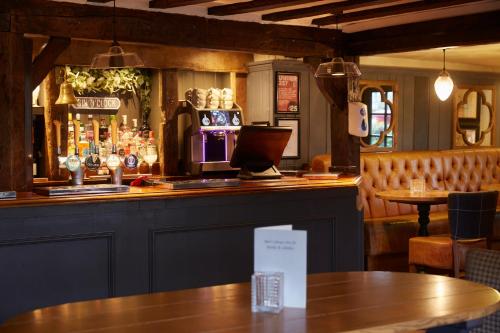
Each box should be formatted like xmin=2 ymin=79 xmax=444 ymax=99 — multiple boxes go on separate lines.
xmin=371 ymin=115 xmax=386 ymax=133
xmin=370 ymin=136 xmax=380 ymax=145
xmin=371 ymin=92 xmax=386 ymax=114
xmin=387 ymin=91 xmax=393 ymax=102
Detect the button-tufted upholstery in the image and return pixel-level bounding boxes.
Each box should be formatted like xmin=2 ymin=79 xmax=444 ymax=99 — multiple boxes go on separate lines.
xmin=312 ymin=148 xmax=500 ymax=271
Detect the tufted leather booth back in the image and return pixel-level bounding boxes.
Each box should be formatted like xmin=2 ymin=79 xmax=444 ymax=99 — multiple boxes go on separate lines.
xmin=362 ymin=149 xmax=500 ymax=219
xmin=312 ymin=148 xmax=500 ymax=219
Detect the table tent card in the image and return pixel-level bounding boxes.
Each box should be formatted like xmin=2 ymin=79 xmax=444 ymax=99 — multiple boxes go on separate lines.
xmin=254 ymin=225 xmax=307 ymax=308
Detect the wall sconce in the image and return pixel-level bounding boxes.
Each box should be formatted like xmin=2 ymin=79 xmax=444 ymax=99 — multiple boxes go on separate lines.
xmin=434 ymin=49 xmax=454 ymax=101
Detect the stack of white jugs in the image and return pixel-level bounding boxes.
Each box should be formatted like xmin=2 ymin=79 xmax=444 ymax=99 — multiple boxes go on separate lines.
xmin=185 ymin=87 xmax=234 ymax=109
xmin=186 ymin=88 xmax=208 ymax=109
xmin=220 ymin=88 xmax=233 ymax=109
xmin=206 ymin=88 xmax=221 ymax=109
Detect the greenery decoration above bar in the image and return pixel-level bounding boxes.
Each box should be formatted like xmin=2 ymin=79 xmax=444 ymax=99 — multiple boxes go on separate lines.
xmin=65 ymin=66 xmax=151 ymax=118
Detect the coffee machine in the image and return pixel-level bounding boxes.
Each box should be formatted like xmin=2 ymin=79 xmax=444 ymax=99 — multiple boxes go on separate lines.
xmin=184 ymin=100 xmax=244 ymax=175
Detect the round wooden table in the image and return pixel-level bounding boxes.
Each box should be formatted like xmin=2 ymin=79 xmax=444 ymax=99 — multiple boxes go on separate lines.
xmin=375 ymin=189 xmax=449 ymax=236
xmin=1 ymin=272 xmax=498 ymax=333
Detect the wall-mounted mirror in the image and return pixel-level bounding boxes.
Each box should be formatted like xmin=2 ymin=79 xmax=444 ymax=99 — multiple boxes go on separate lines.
xmin=359 ymin=80 xmax=398 ymax=151
xmin=453 ymin=85 xmax=495 ymax=148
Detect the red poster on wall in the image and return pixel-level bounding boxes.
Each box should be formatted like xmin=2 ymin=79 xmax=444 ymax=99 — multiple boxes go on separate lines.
xmin=276 ymin=72 xmax=300 ymax=113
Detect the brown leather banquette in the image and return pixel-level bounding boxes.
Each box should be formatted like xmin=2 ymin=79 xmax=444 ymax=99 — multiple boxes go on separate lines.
xmin=312 ymin=148 xmax=500 ymax=271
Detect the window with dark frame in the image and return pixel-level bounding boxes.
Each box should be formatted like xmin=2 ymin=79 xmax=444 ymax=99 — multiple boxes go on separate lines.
xmin=363 ymin=86 xmax=394 ymax=148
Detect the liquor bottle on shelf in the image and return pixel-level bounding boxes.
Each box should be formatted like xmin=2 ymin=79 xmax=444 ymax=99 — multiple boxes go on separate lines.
xmin=75 ymin=114 xmax=89 ymax=158
xmin=131 ymin=118 xmax=138 ymax=137
xmin=75 ymin=113 xmax=85 ymax=142
xmin=118 ymin=115 xmax=132 ymax=158
xmin=85 ymin=114 xmax=94 ymax=142
xmin=147 ymin=130 xmax=155 ymax=145
xmin=99 ymin=117 xmax=108 ymax=143
xmin=139 ymin=117 xmax=151 ymax=139
xmin=67 ymin=113 xmax=75 ymax=156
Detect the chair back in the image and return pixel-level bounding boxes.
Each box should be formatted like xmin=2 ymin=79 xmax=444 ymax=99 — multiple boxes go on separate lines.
xmin=448 ymin=191 xmax=498 ymax=240
xmin=465 ymin=248 xmax=500 ymax=333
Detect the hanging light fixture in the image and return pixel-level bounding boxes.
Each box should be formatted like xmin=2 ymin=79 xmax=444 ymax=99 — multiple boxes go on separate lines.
xmin=90 ymin=0 xmax=144 ymax=69
xmin=434 ymin=49 xmax=454 ymax=101
xmin=315 ymin=57 xmax=361 ymax=78
xmin=55 ymin=68 xmax=78 ymax=105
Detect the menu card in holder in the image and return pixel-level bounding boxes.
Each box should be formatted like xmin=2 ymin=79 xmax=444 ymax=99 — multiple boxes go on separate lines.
xmin=254 ymin=225 xmax=307 ymax=310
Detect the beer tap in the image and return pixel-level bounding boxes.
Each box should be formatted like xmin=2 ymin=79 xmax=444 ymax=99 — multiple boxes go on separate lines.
xmin=53 ymin=120 xmax=64 ymax=176
xmin=107 ymin=117 xmax=122 ymax=185
xmin=66 ymin=117 xmax=83 ymax=185
xmin=84 ymin=119 xmax=101 ymax=172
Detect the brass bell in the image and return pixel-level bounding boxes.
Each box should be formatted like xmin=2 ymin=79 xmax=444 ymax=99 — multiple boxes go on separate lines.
xmin=55 ymin=81 xmax=78 ymax=105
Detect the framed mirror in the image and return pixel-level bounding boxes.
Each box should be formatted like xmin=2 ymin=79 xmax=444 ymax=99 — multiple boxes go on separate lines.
xmin=359 ymin=80 xmax=398 ymax=151
xmin=453 ymin=85 xmax=495 ymax=148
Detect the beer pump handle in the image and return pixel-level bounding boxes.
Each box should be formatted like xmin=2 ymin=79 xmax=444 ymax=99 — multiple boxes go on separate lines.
xmin=53 ymin=120 xmax=62 ymax=155
xmin=73 ymin=119 xmax=80 ymax=155
xmin=111 ymin=118 xmax=117 ymax=146
xmin=92 ymin=119 xmax=100 ymax=146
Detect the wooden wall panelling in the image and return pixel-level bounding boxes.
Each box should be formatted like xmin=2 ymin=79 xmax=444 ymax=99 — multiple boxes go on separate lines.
xmin=235 ymin=73 xmax=247 ymax=115
xmin=161 ymin=69 xmax=179 ymax=175
xmin=0 ymin=185 xmax=363 ymax=321
xmin=413 ymin=76 xmax=430 ymax=150
xmin=246 ymin=63 xmax=273 ymax=125
xmin=0 ymin=33 xmax=32 ymax=192
xmin=43 ymin=70 xmax=68 ymax=180
xmin=0 ymin=233 xmax=115 ymax=322
xmin=359 ymin=65 xmax=500 ymax=151
xmin=401 ymin=75 xmax=415 ymax=151
xmin=428 ymin=83 xmax=441 ymax=151
xmin=246 ymin=60 xmax=316 ymax=170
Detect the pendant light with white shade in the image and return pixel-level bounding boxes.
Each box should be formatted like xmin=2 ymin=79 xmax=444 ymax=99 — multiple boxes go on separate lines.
xmin=434 ymin=49 xmax=454 ymax=101
xmin=90 ymin=0 xmax=144 ymax=69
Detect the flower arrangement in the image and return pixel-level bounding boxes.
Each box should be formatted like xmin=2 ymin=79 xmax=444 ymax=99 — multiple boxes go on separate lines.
xmin=65 ymin=66 xmax=152 ymax=119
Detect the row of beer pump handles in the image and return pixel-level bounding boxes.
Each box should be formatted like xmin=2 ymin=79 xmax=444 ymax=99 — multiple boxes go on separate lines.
xmin=53 ymin=117 xmax=130 ymax=186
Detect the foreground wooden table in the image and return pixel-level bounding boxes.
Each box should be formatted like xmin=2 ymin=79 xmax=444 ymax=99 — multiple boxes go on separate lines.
xmin=1 ymin=272 xmax=498 ymax=333
xmin=376 ymin=189 xmax=449 ymax=236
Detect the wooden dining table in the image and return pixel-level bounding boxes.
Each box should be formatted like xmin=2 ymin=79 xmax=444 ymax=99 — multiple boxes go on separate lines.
xmin=375 ymin=189 xmax=450 ymax=236
xmin=1 ymin=271 xmax=498 ymax=333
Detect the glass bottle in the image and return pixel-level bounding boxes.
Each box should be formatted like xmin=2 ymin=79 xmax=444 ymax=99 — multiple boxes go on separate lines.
xmin=85 ymin=114 xmax=94 ymax=142
xmin=67 ymin=113 xmax=75 ymax=156
xmin=99 ymin=117 xmax=108 ymax=143
xmin=140 ymin=118 xmax=151 ymax=139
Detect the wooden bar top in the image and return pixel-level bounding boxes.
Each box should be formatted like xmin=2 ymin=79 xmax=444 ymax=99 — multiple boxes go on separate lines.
xmin=0 ymin=176 xmax=361 ymax=208
xmin=1 ymin=271 xmax=499 ymax=333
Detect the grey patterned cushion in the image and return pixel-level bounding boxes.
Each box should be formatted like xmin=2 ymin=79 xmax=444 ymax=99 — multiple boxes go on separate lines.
xmin=466 ymin=248 xmax=500 ymax=333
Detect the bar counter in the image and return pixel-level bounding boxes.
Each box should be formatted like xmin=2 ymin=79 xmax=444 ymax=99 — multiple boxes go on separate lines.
xmin=0 ymin=176 xmax=363 ymax=323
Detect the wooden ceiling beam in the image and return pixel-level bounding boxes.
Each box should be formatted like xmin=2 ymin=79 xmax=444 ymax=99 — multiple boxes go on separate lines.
xmin=208 ymin=0 xmax=312 ymax=16
xmin=150 ymin=0 xmax=214 ymax=9
xmin=87 ymin=0 xmax=113 ymax=3
xmin=312 ymin=0 xmax=476 ymax=26
xmin=32 ymin=36 xmax=70 ymax=88
xmin=346 ymin=10 xmax=500 ymax=55
xmin=7 ymin=1 xmax=340 ymax=57
xmin=262 ymin=0 xmax=396 ymax=22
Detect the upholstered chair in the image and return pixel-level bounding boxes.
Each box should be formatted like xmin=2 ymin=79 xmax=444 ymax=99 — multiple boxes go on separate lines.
xmin=408 ymin=191 xmax=498 ymax=277
xmin=465 ymin=248 xmax=500 ymax=333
